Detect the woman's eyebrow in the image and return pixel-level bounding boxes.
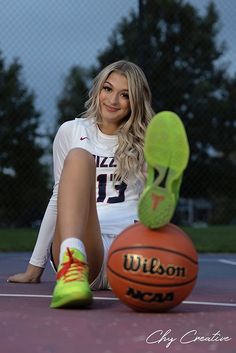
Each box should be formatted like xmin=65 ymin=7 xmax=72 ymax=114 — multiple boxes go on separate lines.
xmin=104 ymin=80 xmax=129 ymax=92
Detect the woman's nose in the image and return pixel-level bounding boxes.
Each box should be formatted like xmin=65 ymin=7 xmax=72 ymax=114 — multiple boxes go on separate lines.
xmin=109 ymin=92 xmax=119 ymax=105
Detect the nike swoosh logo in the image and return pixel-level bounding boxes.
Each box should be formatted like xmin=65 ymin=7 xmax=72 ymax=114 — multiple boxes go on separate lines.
xmin=80 ymin=136 xmax=89 ymax=141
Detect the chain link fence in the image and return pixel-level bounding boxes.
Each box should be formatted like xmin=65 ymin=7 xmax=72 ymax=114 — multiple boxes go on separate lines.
xmin=0 ymin=0 xmax=236 ymax=228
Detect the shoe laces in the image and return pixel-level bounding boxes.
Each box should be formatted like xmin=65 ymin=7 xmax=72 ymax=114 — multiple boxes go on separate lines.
xmin=56 ymin=248 xmax=87 ymax=283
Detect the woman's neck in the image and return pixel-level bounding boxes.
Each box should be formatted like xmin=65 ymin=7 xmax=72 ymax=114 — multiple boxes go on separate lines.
xmin=98 ymin=122 xmax=118 ymax=135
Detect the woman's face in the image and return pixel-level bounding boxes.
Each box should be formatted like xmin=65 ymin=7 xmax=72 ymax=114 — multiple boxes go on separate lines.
xmin=99 ymin=71 xmax=131 ymax=134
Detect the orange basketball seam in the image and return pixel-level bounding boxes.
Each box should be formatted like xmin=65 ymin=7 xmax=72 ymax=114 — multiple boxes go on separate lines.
xmin=107 ymin=265 xmax=198 ymax=287
xmin=108 ymin=246 xmax=198 ymax=265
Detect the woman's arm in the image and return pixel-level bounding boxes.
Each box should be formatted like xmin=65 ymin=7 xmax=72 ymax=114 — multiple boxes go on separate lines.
xmin=7 ymin=184 xmax=58 ymax=283
xmin=7 ymin=122 xmax=73 ymax=283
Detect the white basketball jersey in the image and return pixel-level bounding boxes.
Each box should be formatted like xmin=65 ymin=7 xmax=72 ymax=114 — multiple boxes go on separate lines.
xmin=53 ymin=117 xmax=141 ymax=235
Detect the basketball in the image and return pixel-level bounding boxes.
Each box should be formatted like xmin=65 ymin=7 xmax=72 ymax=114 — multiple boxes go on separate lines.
xmin=107 ymin=222 xmax=198 ymax=312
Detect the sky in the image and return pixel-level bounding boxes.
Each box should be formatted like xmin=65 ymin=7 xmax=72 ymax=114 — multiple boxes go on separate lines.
xmin=0 ymin=0 xmax=235 ymax=133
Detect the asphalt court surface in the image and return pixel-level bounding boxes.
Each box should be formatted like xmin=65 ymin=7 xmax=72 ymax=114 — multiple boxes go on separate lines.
xmin=0 ymin=252 xmax=235 ymax=353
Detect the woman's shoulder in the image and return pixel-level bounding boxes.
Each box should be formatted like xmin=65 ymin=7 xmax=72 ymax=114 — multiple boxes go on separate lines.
xmin=74 ymin=116 xmax=95 ymax=128
xmin=58 ymin=117 xmax=93 ymax=132
xmin=54 ymin=117 xmax=97 ymax=147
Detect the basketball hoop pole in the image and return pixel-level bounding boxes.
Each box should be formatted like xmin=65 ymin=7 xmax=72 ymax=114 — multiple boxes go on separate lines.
xmin=138 ymin=0 xmax=144 ymax=68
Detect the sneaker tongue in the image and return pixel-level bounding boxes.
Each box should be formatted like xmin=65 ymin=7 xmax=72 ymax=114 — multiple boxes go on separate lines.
xmin=63 ymin=248 xmax=86 ymax=263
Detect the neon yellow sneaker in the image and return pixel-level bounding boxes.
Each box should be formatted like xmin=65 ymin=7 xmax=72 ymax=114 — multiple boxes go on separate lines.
xmin=50 ymin=248 xmax=92 ymax=309
xmin=138 ymin=111 xmax=190 ymax=229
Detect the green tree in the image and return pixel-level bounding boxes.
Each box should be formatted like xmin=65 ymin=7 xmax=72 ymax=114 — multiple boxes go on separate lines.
xmin=56 ymin=0 xmax=236 ymax=223
xmin=0 ymin=53 xmax=50 ymax=226
xmin=93 ymin=0 xmax=236 ymax=223
xmin=57 ymin=66 xmax=89 ymax=126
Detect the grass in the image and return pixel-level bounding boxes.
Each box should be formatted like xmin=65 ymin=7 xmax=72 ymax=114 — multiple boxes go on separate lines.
xmin=183 ymin=226 xmax=236 ymax=253
xmin=183 ymin=225 xmax=236 ymax=253
xmin=0 ymin=228 xmax=37 ymax=252
xmin=0 ymin=226 xmax=235 ymax=253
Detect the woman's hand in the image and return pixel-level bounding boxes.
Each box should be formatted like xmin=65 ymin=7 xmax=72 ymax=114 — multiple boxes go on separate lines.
xmin=7 ymin=263 xmax=44 ymax=283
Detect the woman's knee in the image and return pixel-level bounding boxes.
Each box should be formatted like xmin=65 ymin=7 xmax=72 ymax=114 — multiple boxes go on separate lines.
xmin=64 ymin=148 xmax=95 ymax=167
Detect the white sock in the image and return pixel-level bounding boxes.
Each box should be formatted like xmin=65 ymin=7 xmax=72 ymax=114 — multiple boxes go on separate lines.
xmin=59 ymin=237 xmax=87 ymax=263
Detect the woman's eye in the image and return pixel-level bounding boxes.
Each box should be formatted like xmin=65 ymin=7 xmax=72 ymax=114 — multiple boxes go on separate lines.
xmin=103 ymin=86 xmax=111 ymax=92
xmin=122 ymin=93 xmax=129 ymax=99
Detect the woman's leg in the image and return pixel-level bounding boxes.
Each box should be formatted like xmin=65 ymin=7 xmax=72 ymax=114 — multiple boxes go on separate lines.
xmin=51 ymin=148 xmax=104 ymax=283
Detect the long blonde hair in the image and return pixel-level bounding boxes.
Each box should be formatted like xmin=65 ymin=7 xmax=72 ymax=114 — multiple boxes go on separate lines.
xmin=83 ymin=60 xmax=154 ymax=185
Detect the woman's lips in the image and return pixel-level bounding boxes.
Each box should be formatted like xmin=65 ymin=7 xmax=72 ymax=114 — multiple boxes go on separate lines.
xmin=104 ymin=104 xmax=119 ymax=112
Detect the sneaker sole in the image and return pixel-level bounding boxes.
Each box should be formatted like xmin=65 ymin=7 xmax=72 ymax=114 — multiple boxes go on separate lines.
xmin=138 ymin=111 xmax=190 ymax=228
xmin=50 ymin=292 xmax=93 ymax=309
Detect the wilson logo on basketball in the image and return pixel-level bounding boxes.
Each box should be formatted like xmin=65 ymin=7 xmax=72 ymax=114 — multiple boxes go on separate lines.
xmin=123 ymin=254 xmax=186 ymax=278
xmin=126 ymin=287 xmax=174 ymax=303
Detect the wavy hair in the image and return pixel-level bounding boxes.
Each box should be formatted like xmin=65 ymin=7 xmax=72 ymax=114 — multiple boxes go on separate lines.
xmin=83 ymin=60 xmax=154 ymax=186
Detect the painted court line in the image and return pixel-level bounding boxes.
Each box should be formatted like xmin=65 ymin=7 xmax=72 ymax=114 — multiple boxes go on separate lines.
xmin=218 ymin=259 xmax=236 ymax=266
xmin=199 ymin=258 xmax=236 ymax=265
xmin=0 ymin=294 xmax=52 ymax=298
xmin=199 ymin=258 xmax=222 ymax=263
xmin=182 ymin=300 xmax=236 ymax=308
xmin=0 ymin=293 xmax=236 ymax=308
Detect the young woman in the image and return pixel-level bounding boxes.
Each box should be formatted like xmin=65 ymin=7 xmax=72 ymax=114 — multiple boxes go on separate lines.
xmin=8 ymin=60 xmax=189 ymax=309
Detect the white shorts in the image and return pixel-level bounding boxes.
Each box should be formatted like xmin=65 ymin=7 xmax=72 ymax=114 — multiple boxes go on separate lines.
xmin=90 ymin=233 xmax=115 ymax=290
xmin=50 ymin=233 xmax=115 ymax=290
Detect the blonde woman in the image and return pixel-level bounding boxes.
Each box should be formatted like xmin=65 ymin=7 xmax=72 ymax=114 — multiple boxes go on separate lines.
xmin=8 ymin=60 xmax=189 ymax=308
